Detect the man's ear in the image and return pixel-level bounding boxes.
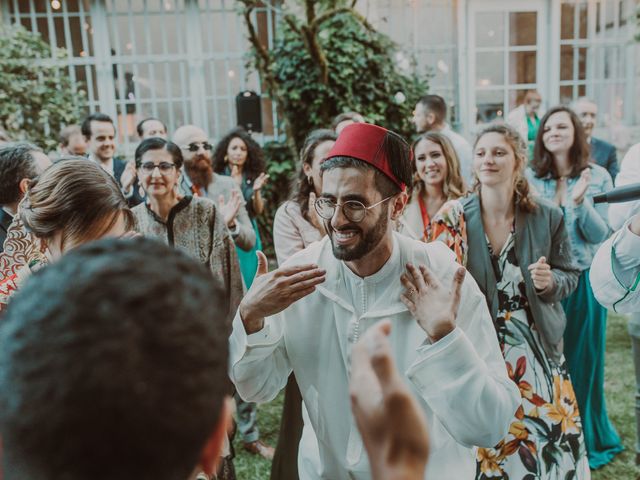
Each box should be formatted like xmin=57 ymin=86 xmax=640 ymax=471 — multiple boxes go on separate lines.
xmin=390 ymin=190 xmax=409 ymax=220
xmin=18 ymin=177 xmax=31 ymax=196
xmin=198 ymin=396 xmax=233 ymax=476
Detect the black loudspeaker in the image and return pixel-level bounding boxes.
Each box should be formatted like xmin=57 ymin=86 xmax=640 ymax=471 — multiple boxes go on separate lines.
xmin=236 ymin=91 xmax=262 ymax=133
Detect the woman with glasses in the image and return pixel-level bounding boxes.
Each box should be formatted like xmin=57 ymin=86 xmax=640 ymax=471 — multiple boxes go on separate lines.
xmin=213 ymin=128 xmax=269 ymax=289
xmin=270 ymin=129 xmax=337 ymax=480
xmin=397 ymin=132 xmax=467 ymax=264
xmin=526 ymin=106 xmax=621 ymax=469
xmin=132 ymin=137 xmax=242 ymax=479
xmin=448 ymin=123 xmax=589 ymax=478
xmin=132 ymin=137 xmax=242 ymax=320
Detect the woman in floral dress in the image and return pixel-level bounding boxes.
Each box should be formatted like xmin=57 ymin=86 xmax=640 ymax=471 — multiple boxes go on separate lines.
xmin=439 ymin=123 xmax=590 ymax=479
xmin=397 ymin=132 xmax=467 ymax=263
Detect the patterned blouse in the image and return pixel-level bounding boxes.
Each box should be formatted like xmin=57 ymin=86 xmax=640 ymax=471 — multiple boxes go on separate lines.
xmin=133 ymin=196 xmax=243 ymax=323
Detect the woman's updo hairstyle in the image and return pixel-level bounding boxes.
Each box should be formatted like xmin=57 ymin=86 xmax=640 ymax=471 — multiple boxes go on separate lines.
xmin=21 ymin=158 xmax=134 ymax=250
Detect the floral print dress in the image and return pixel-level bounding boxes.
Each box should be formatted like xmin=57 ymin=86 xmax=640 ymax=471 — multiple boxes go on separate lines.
xmin=476 ymin=231 xmax=590 ymax=480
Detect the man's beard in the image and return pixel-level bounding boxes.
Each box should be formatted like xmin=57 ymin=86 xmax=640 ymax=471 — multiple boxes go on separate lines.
xmin=185 ymin=155 xmax=213 ymax=188
xmin=328 ymin=208 xmax=389 ymax=262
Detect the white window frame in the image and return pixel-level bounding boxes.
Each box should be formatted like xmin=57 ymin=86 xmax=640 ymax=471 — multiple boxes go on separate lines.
xmin=460 ymin=0 xmax=549 ymax=136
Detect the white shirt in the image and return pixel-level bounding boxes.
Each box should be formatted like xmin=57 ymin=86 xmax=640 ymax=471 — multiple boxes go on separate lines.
xmin=440 ymin=124 xmax=473 ymax=185
xmin=590 ymin=219 xmax=640 ymax=313
xmin=609 ymin=142 xmax=640 ymax=230
xmin=229 ymin=233 xmax=520 ymax=479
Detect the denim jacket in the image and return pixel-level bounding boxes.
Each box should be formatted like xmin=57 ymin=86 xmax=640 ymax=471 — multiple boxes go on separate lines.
xmin=525 ymin=165 xmax=612 ymax=271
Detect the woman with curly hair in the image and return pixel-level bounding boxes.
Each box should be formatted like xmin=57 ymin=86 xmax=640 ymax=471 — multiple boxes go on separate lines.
xmin=397 ymin=132 xmax=467 ymax=264
xmin=526 ymin=105 xmax=622 ymax=469
xmin=213 ymin=127 xmax=268 ymax=288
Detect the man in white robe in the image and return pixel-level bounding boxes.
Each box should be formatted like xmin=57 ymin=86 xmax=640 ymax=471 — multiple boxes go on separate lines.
xmin=229 ymin=123 xmax=520 ymax=479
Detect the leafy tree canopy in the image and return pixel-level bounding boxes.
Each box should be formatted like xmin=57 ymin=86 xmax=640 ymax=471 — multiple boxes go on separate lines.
xmin=0 ymin=25 xmax=85 ymax=151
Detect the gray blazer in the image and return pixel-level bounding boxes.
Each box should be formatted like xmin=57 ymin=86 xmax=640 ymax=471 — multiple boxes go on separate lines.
xmin=178 ymin=171 xmax=256 ymax=252
xmin=461 ymin=194 xmax=580 ymax=364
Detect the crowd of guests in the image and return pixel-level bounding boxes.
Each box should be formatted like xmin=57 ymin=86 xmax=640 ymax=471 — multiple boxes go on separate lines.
xmin=0 ymin=89 xmax=638 ymax=480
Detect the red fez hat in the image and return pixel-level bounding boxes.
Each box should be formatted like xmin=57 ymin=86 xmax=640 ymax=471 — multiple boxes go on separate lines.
xmin=326 ymin=123 xmax=406 ymax=190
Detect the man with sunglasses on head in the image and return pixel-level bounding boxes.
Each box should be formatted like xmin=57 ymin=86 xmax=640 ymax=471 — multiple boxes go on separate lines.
xmin=230 ymin=123 xmax=520 ymax=479
xmin=173 ymin=125 xmax=255 ymax=252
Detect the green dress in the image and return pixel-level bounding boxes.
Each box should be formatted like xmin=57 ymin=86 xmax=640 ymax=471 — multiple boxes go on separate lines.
xmin=224 ymin=168 xmax=262 ymax=288
xmin=526 ymin=115 xmax=540 ymax=161
xmin=562 ymin=270 xmax=624 ymax=469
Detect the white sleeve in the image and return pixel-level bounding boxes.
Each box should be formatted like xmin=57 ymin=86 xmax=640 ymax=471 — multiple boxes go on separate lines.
xmin=228 ymin=310 xmax=292 ymax=403
xmin=590 ymin=220 xmax=640 ymax=313
xmin=406 ymin=269 xmax=520 ymax=448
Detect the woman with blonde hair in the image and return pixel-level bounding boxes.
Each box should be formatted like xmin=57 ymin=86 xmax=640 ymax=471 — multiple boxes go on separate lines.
xmin=0 ymin=158 xmax=134 ymax=310
xmin=444 ymin=123 xmax=589 ymax=478
xmin=398 ymin=131 xmax=467 ymax=264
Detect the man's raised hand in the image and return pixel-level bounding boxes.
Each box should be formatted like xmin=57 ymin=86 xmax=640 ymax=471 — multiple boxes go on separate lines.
xmin=400 ymin=263 xmax=466 ymax=342
xmin=239 ymin=251 xmax=326 ymax=334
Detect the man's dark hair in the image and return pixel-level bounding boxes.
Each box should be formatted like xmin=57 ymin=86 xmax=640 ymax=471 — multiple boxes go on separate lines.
xmin=135 ymin=137 xmax=184 ymax=169
xmin=81 ymin=112 xmax=114 ymax=138
xmin=0 ymin=238 xmax=230 ymax=480
xmin=0 ymin=142 xmax=43 ymax=205
xmin=136 ymin=117 xmax=168 ymax=138
xmin=417 ymin=94 xmax=447 ymax=124
xmin=321 ymin=130 xmax=413 ymax=197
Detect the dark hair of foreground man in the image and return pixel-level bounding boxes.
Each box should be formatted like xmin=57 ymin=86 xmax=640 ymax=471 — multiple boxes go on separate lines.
xmin=0 ymin=237 xmax=230 ymax=480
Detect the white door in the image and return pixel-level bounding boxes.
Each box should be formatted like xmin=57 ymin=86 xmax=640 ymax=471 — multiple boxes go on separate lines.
xmin=466 ymin=0 xmax=548 ymax=131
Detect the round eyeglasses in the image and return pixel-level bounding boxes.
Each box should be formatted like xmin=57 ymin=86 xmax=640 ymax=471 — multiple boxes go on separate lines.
xmin=139 ymin=162 xmax=176 ymax=174
xmin=314 ymin=196 xmax=393 ymax=223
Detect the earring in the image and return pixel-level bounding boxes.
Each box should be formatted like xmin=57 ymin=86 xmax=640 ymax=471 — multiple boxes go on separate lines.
xmin=224 ymin=155 xmax=229 ymax=163
xmin=307 ymin=176 xmax=313 ymax=186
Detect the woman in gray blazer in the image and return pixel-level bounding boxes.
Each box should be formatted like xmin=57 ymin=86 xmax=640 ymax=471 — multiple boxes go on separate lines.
xmin=446 ymin=123 xmax=588 ymax=479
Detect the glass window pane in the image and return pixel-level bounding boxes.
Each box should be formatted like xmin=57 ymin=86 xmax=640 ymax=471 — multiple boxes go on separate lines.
xmin=509 ymin=12 xmax=537 ymax=46
xmin=578 ymin=3 xmax=588 ymax=39
xmin=561 ymin=3 xmax=575 ymax=40
xmin=559 ymin=85 xmax=574 ymax=105
xmin=577 ymin=47 xmax=587 ymax=81
xmin=560 ymin=45 xmax=574 ymax=81
xmin=476 ymin=90 xmax=504 ymax=124
xmin=475 ymin=12 xmax=505 ymax=48
xmin=476 ymin=51 xmax=504 ymax=87
xmin=509 ymin=51 xmax=537 ymax=84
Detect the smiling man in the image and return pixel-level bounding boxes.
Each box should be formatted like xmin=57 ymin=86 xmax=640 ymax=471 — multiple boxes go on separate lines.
xmin=230 ymin=123 xmax=519 ymax=479
xmin=81 ymin=113 xmax=143 ymax=206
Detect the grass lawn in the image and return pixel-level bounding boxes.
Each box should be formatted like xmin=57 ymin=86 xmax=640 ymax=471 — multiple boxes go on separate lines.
xmin=234 ymin=313 xmax=637 ymax=479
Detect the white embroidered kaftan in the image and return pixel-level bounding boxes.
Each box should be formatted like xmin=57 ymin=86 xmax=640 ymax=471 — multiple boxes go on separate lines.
xmin=229 ymin=232 xmax=520 ymax=479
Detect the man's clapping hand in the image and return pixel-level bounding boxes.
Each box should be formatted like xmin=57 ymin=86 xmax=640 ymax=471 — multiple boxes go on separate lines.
xmin=239 ymin=251 xmax=326 ymax=334
xmin=400 ymin=263 xmax=465 ymax=342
